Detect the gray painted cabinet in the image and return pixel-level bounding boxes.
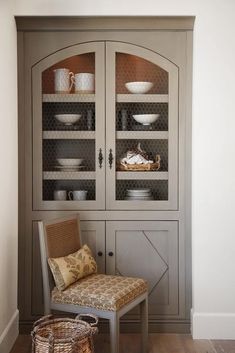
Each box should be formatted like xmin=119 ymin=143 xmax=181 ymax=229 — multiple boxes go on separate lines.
xmin=17 ymin=17 xmax=193 ymax=333
xmin=106 ymin=221 xmax=179 ymax=317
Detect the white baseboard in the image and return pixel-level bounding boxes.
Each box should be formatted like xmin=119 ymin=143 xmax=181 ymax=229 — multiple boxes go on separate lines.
xmin=0 ymin=310 xmax=19 ymax=353
xmin=192 ymin=309 xmax=235 ymax=339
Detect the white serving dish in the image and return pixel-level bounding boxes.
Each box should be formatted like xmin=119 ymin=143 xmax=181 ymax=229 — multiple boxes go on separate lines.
xmin=125 ymin=196 xmax=154 ymax=200
xmin=56 ymin=158 xmax=84 ymax=167
xmin=127 ymin=191 xmax=151 ymax=196
xmin=125 ymin=81 xmax=153 ymax=94
xmin=54 ymin=165 xmax=85 ymax=171
xmin=55 ymin=114 xmax=81 ymax=125
xmin=133 ymin=114 xmax=160 ymax=125
xmin=127 ymin=189 xmax=151 ymax=195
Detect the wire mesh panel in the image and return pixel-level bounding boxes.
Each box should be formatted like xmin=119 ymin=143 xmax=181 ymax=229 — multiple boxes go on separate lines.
xmin=116 ymin=103 xmax=168 ymax=131
xmin=116 ymin=139 xmax=168 ymax=171
xmin=41 ymin=53 xmax=98 ymax=203
xmin=115 ymin=53 xmax=169 ymax=203
xmin=42 ymin=53 xmax=95 ymax=94
xmin=116 ymin=180 xmax=168 ymax=201
xmin=116 ymin=53 xmax=168 ymax=94
xmin=43 ymin=180 xmax=96 ymax=201
xmin=43 ymin=139 xmax=95 ymax=171
xmin=43 ymin=103 xmax=95 ymax=131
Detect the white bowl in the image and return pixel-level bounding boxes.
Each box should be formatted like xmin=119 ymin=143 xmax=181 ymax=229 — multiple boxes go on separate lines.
xmin=125 ymin=81 xmax=153 ymax=94
xmin=56 ymin=158 xmax=84 ymax=167
xmin=133 ymin=114 xmax=160 ymax=125
xmin=55 ymin=114 xmax=81 ymax=125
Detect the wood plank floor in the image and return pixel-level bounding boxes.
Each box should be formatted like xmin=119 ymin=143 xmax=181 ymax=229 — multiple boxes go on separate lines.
xmin=10 ymin=334 xmax=235 ymax=353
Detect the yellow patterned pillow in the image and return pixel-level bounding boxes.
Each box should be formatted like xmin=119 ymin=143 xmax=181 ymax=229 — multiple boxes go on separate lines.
xmin=48 ymin=244 xmax=97 ymax=291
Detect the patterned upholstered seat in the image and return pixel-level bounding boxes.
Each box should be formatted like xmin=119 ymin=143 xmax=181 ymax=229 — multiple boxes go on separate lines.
xmin=39 ymin=215 xmax=148 ymax=353
xmin=52 ymin=273 xmax=148 ymax=311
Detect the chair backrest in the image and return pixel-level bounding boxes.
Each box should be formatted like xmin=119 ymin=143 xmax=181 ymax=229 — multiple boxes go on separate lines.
xmin=38 ymin=214 xmax=81 ymax=314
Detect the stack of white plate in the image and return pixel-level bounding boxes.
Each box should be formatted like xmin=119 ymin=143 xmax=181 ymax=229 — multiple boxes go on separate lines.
xmin=125 ymin=188 xmax=153 ymax=200
xmin=54 ymin=158 xmax=85 ymax=172
xmin=54 ymin=165 xmax=85 ymax=172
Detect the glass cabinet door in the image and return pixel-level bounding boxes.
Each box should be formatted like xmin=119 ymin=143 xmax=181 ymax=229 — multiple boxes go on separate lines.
xmin=32 ymin=42 xmax=105 ymax=210
xmin=106 ymin=42 xmax=178 ymax=210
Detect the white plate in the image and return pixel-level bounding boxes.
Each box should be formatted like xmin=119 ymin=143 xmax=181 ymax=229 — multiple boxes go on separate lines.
xmin=125 ymin=196 xmax=154 ymax=200
xmin=54 ymin=165 xmax=85 ymax=171
xmin=127 ymin=188 xmax=151 ymax=193
xmin=127 ymin=190 xmax=151 ymax=195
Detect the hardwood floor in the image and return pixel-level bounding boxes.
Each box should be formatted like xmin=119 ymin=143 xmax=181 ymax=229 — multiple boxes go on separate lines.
xmin=10 ymin=334 xmax=235 ymax=353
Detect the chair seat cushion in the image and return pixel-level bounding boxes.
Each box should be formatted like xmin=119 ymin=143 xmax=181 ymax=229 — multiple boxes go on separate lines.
xmin=51 ymin=273 xmax=148 ymax=311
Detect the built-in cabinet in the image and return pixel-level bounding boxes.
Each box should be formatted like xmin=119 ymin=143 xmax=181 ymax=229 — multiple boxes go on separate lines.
xmin=33 ymin=41 xmax=178 ymax=210
xmin=17 ymin=17 xmax=193 ymax=333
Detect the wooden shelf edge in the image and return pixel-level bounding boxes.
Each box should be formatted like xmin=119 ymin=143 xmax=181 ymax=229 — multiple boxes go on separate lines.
xmin=116 ymin=131 xmax=168 ymax=139
xmin=117 ymin=94 xmax=168 ymax=103
xmin=43 ymin=171 xmax=96 ymax=180
xmin=43 ymin=93 xmax=95 ymax=103
xmin=116 ymin=171 xmax=168 ymax=180
xmin=43 ymin=131 xmax=95 ymax=139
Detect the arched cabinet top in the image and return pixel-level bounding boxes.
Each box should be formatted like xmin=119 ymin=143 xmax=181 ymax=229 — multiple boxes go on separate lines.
xmin=32 ymin=41 xmax=105 ymax=73
xmin=32 ymin=40 xmax=178 ymax=75
xmin=106 ymin=41 xmax=178 ymax=75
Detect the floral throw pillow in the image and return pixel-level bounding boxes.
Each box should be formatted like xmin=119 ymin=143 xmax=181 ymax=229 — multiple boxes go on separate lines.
xmin=48 ymin=244 xmax=97 ymax=291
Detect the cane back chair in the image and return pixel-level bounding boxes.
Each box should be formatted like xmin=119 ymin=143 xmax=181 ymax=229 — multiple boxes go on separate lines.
xmin=38 ymin=214 xmax=148 ymax=353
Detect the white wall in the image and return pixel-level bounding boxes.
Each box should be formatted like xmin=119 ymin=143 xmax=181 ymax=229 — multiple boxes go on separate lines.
xmin=1 ymin=0 xmax=235 ymax=347
xmin=0 ymin=1 xmax=19 ymax=352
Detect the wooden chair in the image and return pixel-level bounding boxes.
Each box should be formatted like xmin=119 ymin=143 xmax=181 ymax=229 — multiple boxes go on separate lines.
xmin=38 ymin=214 xmax=148 ymax=353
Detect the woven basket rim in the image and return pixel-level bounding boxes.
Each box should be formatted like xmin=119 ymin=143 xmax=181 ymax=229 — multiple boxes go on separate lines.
xmin=32 ymin=318 xmax=94 ymax=343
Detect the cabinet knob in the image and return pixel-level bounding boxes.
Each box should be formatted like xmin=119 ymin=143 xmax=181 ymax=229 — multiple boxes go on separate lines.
xmin=108 ymin=251 xmax=114 ymax=257
xmin=97 ymin=251 xmax=103 ymax=257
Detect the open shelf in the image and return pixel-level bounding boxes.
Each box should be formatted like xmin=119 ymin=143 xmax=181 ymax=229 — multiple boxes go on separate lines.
xmin=116 ymin=94 xmax=168 ymax=103
xmin=43 ymin=94 xmax=95 ymax=103
xmin=43 ymin=171 xmax=96 ymax=180
xmin=116 ymin=131 xmax=168 ymax=140
xmin=43 ymin=131 xmax=95 ymax=139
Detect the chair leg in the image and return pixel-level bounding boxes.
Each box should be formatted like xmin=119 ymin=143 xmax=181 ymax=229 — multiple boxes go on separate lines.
xmin=140 ymin=296 xmax=148 ymax=353
xmin=109 ymin=313 xmax=119 ymax=353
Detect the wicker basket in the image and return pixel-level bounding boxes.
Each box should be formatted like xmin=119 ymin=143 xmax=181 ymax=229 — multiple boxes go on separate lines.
xmin=118 ymin=154 xmax=161 ymax=171
xmin=31 ymin=314 xmax=98 ymax=353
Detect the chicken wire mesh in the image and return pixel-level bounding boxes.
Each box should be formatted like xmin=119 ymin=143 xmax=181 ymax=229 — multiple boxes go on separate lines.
xmin=42 ymin=53 xmax=95 ymax=94
xmin=41 ymin=53 xmax=97 ymax=202
xmin=43 ymin=139 xmax=95 ymax=171
xmin=40 ymin=51 xmax=170 ymax=204
xmin=116 ymin=53 xmax=168 ymax=94
xmin=116 ymin=139 xmax=168 ymax=171
xmin=116 ymin=180 xmax=168 ymax=200
xmin=43 ymin=103 xmax=95 ymax=131
xmin=116 ymin=103 xmax=168 ymax=131
xmin=43 ymin=180 xmax=96 ymax=201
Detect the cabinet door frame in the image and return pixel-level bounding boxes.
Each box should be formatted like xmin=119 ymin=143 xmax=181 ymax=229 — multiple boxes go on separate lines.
xmin=80 ymin=220 xmax=105 ymax=273
xmin=32 ymin=41 xmax=105 ymax=210
xmin=105 ymin=41 xmax=178 ymax=210
xmin=106 ymin=220 xmax=180 ymax=317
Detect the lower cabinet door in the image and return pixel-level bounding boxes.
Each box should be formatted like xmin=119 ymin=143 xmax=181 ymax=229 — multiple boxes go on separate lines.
xmin=31 ymin=220 xmax=105 ymax=317
xmin=106 ymin=221 xmax=179 ymax=317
